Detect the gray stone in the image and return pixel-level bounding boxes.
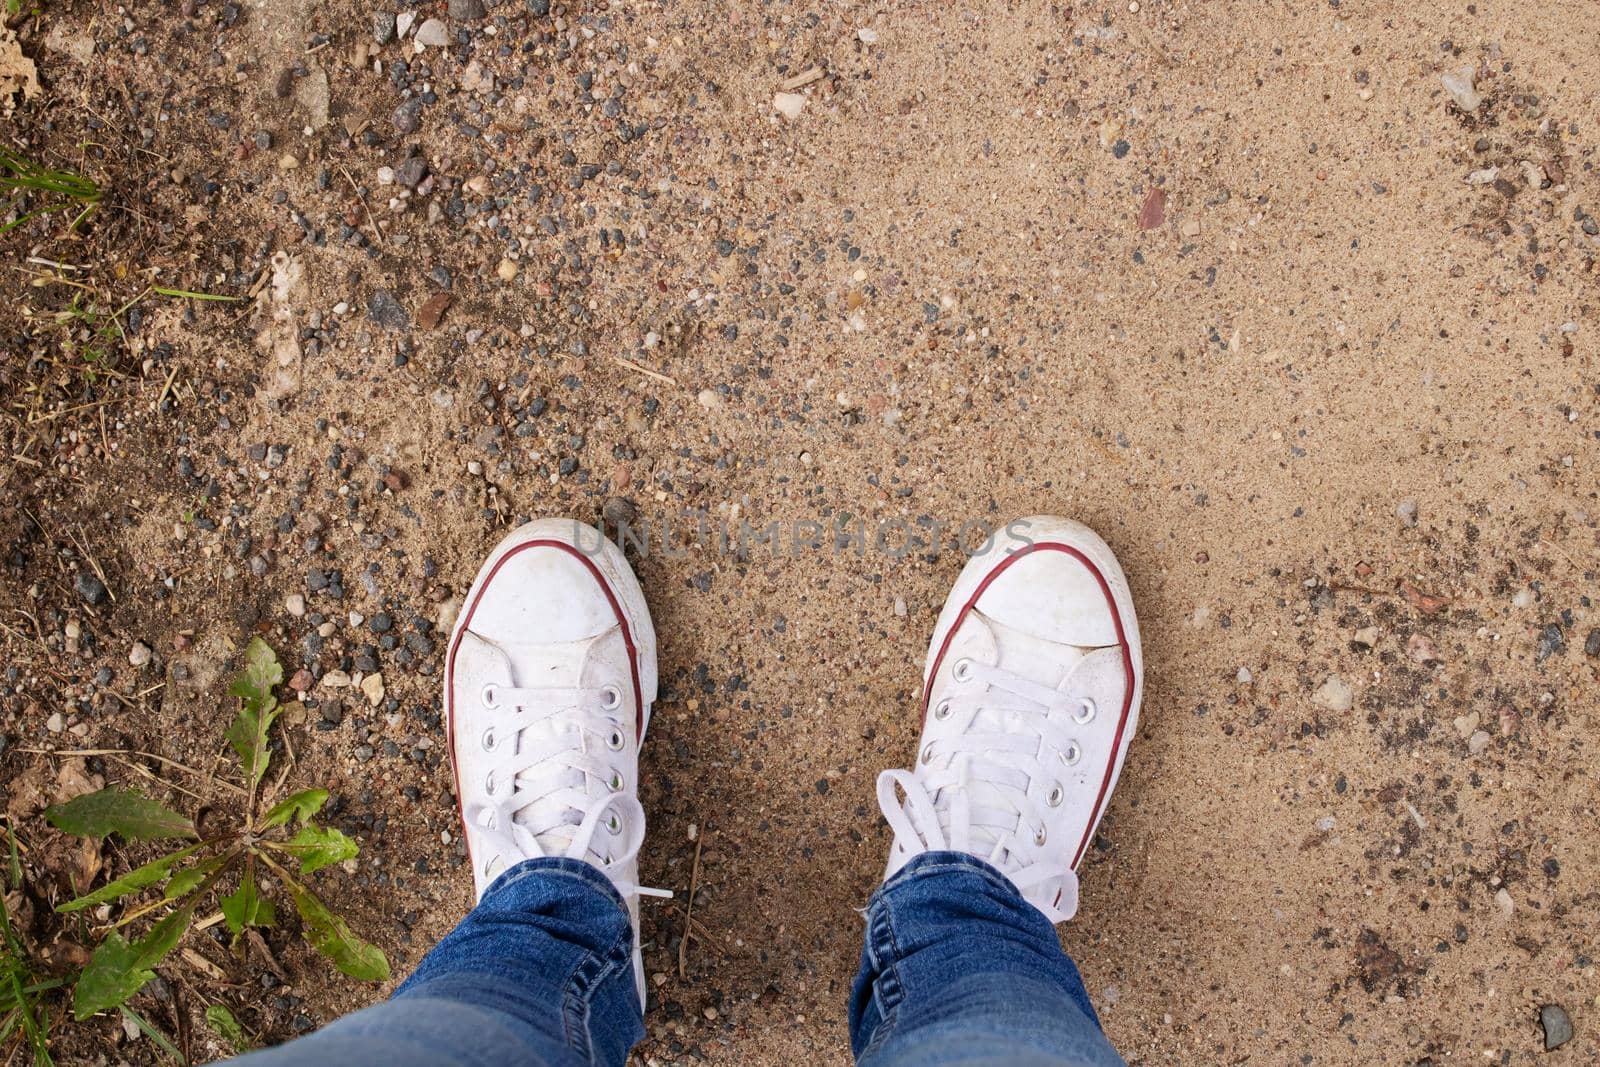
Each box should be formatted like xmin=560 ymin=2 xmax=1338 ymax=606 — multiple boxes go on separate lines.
xmin=414 ymin=17 xmax=448 ymax=46
xmin=1396 ymin=498 xmax=1418 ymax=527
xmin=1584 ymin=628 xmax=1600 ymax=658
xmin=367 ymin=290 xmax=410 ymax=332
xmin=1534 ymin=623 xmax=1564 ymax=664
xmin=392 ymin=98 xmax=423 ymax=134
xmin=1539 ymin=1004 xmax=1573 ymax=1050
xmin=393 ymin=155 xmax=428 ymax=189
xmin=448 ymin=0 xmax=484 ymax=19
xmin=75 ymin=572 xmax=109 ymax=606
xmin=602 ymin=496 xmax=638 ymax=527
xmin=372 ymin=10 xmax=397 ymax=44
xmin=1312 ymin=675 xmax=1354 ymax=713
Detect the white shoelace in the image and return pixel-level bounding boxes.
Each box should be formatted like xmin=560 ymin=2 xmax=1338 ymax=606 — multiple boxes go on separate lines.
xmin=878 ymin=657 xmax=1093 ymax=922
xmin=465 ymin=682 xmax=670 ymax=901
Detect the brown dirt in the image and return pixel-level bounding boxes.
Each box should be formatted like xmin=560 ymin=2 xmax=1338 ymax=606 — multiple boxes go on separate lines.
xmin=2 ymin=0 xmax=1597 ymax=1063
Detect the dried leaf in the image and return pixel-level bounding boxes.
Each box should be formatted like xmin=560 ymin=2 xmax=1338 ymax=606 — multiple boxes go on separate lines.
xmin=0 ymin=26 xmax=41 ymax=115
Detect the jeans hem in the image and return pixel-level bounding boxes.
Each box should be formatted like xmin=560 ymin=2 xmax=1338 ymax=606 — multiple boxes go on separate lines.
xmin=481 ymin=855 xmax=631 ymax=916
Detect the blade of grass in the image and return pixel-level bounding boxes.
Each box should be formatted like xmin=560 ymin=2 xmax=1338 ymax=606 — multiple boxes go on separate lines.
xmin=120 ymin=1006 xmax=185 ymax=1066
xmin=4 ymin=820 xmax=21 ymax=892
xmin=0 ymin=891 xmax=54 ymax=1067
xmin=151 ymin=287 xmax=240 ymax=302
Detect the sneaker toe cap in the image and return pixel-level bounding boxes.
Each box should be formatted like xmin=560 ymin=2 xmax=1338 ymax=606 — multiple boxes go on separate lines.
xmin=468 ymin=544 xmax=624 ymax=644
xmin=978 ymin=547 xmax=1126 ymax=648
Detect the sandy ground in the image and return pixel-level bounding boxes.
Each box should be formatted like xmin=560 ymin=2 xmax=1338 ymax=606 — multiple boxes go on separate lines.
xmin=2 ymin=0 xmax=1597 ymax=1063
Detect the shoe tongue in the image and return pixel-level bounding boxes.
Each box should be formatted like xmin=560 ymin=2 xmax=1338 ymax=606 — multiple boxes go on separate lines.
xmin=936 ymin=616 xmax=1092 ymax=869
xmin=470 ymin=634 xmax=603 ymax=851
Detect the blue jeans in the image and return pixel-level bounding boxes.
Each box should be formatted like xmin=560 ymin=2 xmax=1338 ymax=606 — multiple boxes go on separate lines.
xmin=232 ymin=852 xmax=1123 ymax=1067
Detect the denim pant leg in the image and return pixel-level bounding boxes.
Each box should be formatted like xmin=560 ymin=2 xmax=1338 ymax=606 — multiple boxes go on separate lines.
xmin=849 ymin=852 xmax=1125 ymax=1067
xmin=230 ymin=858 xmax=643 ymax=1067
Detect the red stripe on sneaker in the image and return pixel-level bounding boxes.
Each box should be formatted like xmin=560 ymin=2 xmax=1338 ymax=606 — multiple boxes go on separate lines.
xmin=444 ymin=538 xmax=645 ymax=854
xmin=918 ymin=543 xmax=1136 ymax=872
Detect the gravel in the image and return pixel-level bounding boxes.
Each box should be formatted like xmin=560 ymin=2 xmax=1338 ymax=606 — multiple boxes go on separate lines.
xmin=392 ymin=98 xmax=423 ymax=134
xmin=371 ymin=10 xmax=396 ymax=45
xmin=1534 ymin=623 xmax=1564 ymax=664
xmin=1312 ymin=675 xmax=1354 ymax=713
xmin=368 ymin=290 xmax=410 ymax=331
xmin=74 ymin=572 xmax=109 ymax=605
xmin=394 ymin=155 xmax=427 ymax=189
xmin=1539 ymin=1003 xmax=1573 ymax=1050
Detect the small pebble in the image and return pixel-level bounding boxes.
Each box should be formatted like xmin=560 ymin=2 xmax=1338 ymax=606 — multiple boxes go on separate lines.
xmin=372 ymin=10 xmax=397 ymax=44
xmin=1312 ymin=675 xmax=1353 ymax=713
xmin=1494 ymin=887 xmax=1514 ymax=917
xmin=75 ymin=572 xmax=109 ymax=606
xmin=772 ymin=92 xmax=805 ymax=120
xmin=1539 ymin=1004 xmax=1574 ymax=1050
xmin=129 ymin=642 xmax=152 ymax=667
xmin=1440 ymin=65 xmax=1482 ymax=111
xmin=414 ymin=17 xmax=447 ymax=47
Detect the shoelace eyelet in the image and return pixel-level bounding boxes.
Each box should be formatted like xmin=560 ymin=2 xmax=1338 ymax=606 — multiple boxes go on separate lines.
xmin=1073 ymin=697 xmax=1097 ymax=725
xmin=606 ymin=728 xmax=626 ymax=751
xmin=1047 ymin=783 xmax=1064 ymax=807
xmin=933 ymin=699 xmax=952 ymax=720
xmin=952 ymin=658 xmax=974 ymax=683
xmin=601 ymin=685 xmax=623 ymax=710
xmin=481 ymin=728 xmax=497 ymax=752
xmin=920 ymin=744 xmax=935 ymax=765
xmin=1034 ymin=826 xmax=1048 ymax=846
xmin=606 ymin=813 xmax=622 ymax=835
xmin=607 ymin=770 xmax=625 ymax=792
xmin=481 ymin=683 xmax=501 ymax=710
xmin=484 ymin=771 xmax=498 ymax=796
xmin=1062 ymin=741 xmax=1082 ymax=766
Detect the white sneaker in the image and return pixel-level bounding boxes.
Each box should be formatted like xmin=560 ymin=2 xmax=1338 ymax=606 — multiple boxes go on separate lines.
xmin=446 ymin=517 xmax=666 ymax=1004
xmin=878 ymin=516 xmax=1143 ymax=923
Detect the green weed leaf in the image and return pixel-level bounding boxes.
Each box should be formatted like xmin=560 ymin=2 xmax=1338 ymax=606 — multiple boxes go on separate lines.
xmin=229 ymin=637 xmax=283 ymax=709
xmin=45 ymin=789 xmax=195 ymax=843
xmin=260 ymin=789 xmax=328 ymax=830
xmin=164 ymin=854 xmax=230 ymax=901
xmin=57 ymin=844 xmax=202 ymax=913
xmin=220 ymin=869 xmax=275 ymax=936
xmin=226 ymin=638 xmax=283 ymax=787
xmin=205 ymin=1004 xmax=251 ymax=1052
xmin=278 ymin=825 xmax=358 ymax=875
xmin=73 ymin=903 xmax=195 ymax=1019
xmin=284 ymin=877 xmax=388 ymax=981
